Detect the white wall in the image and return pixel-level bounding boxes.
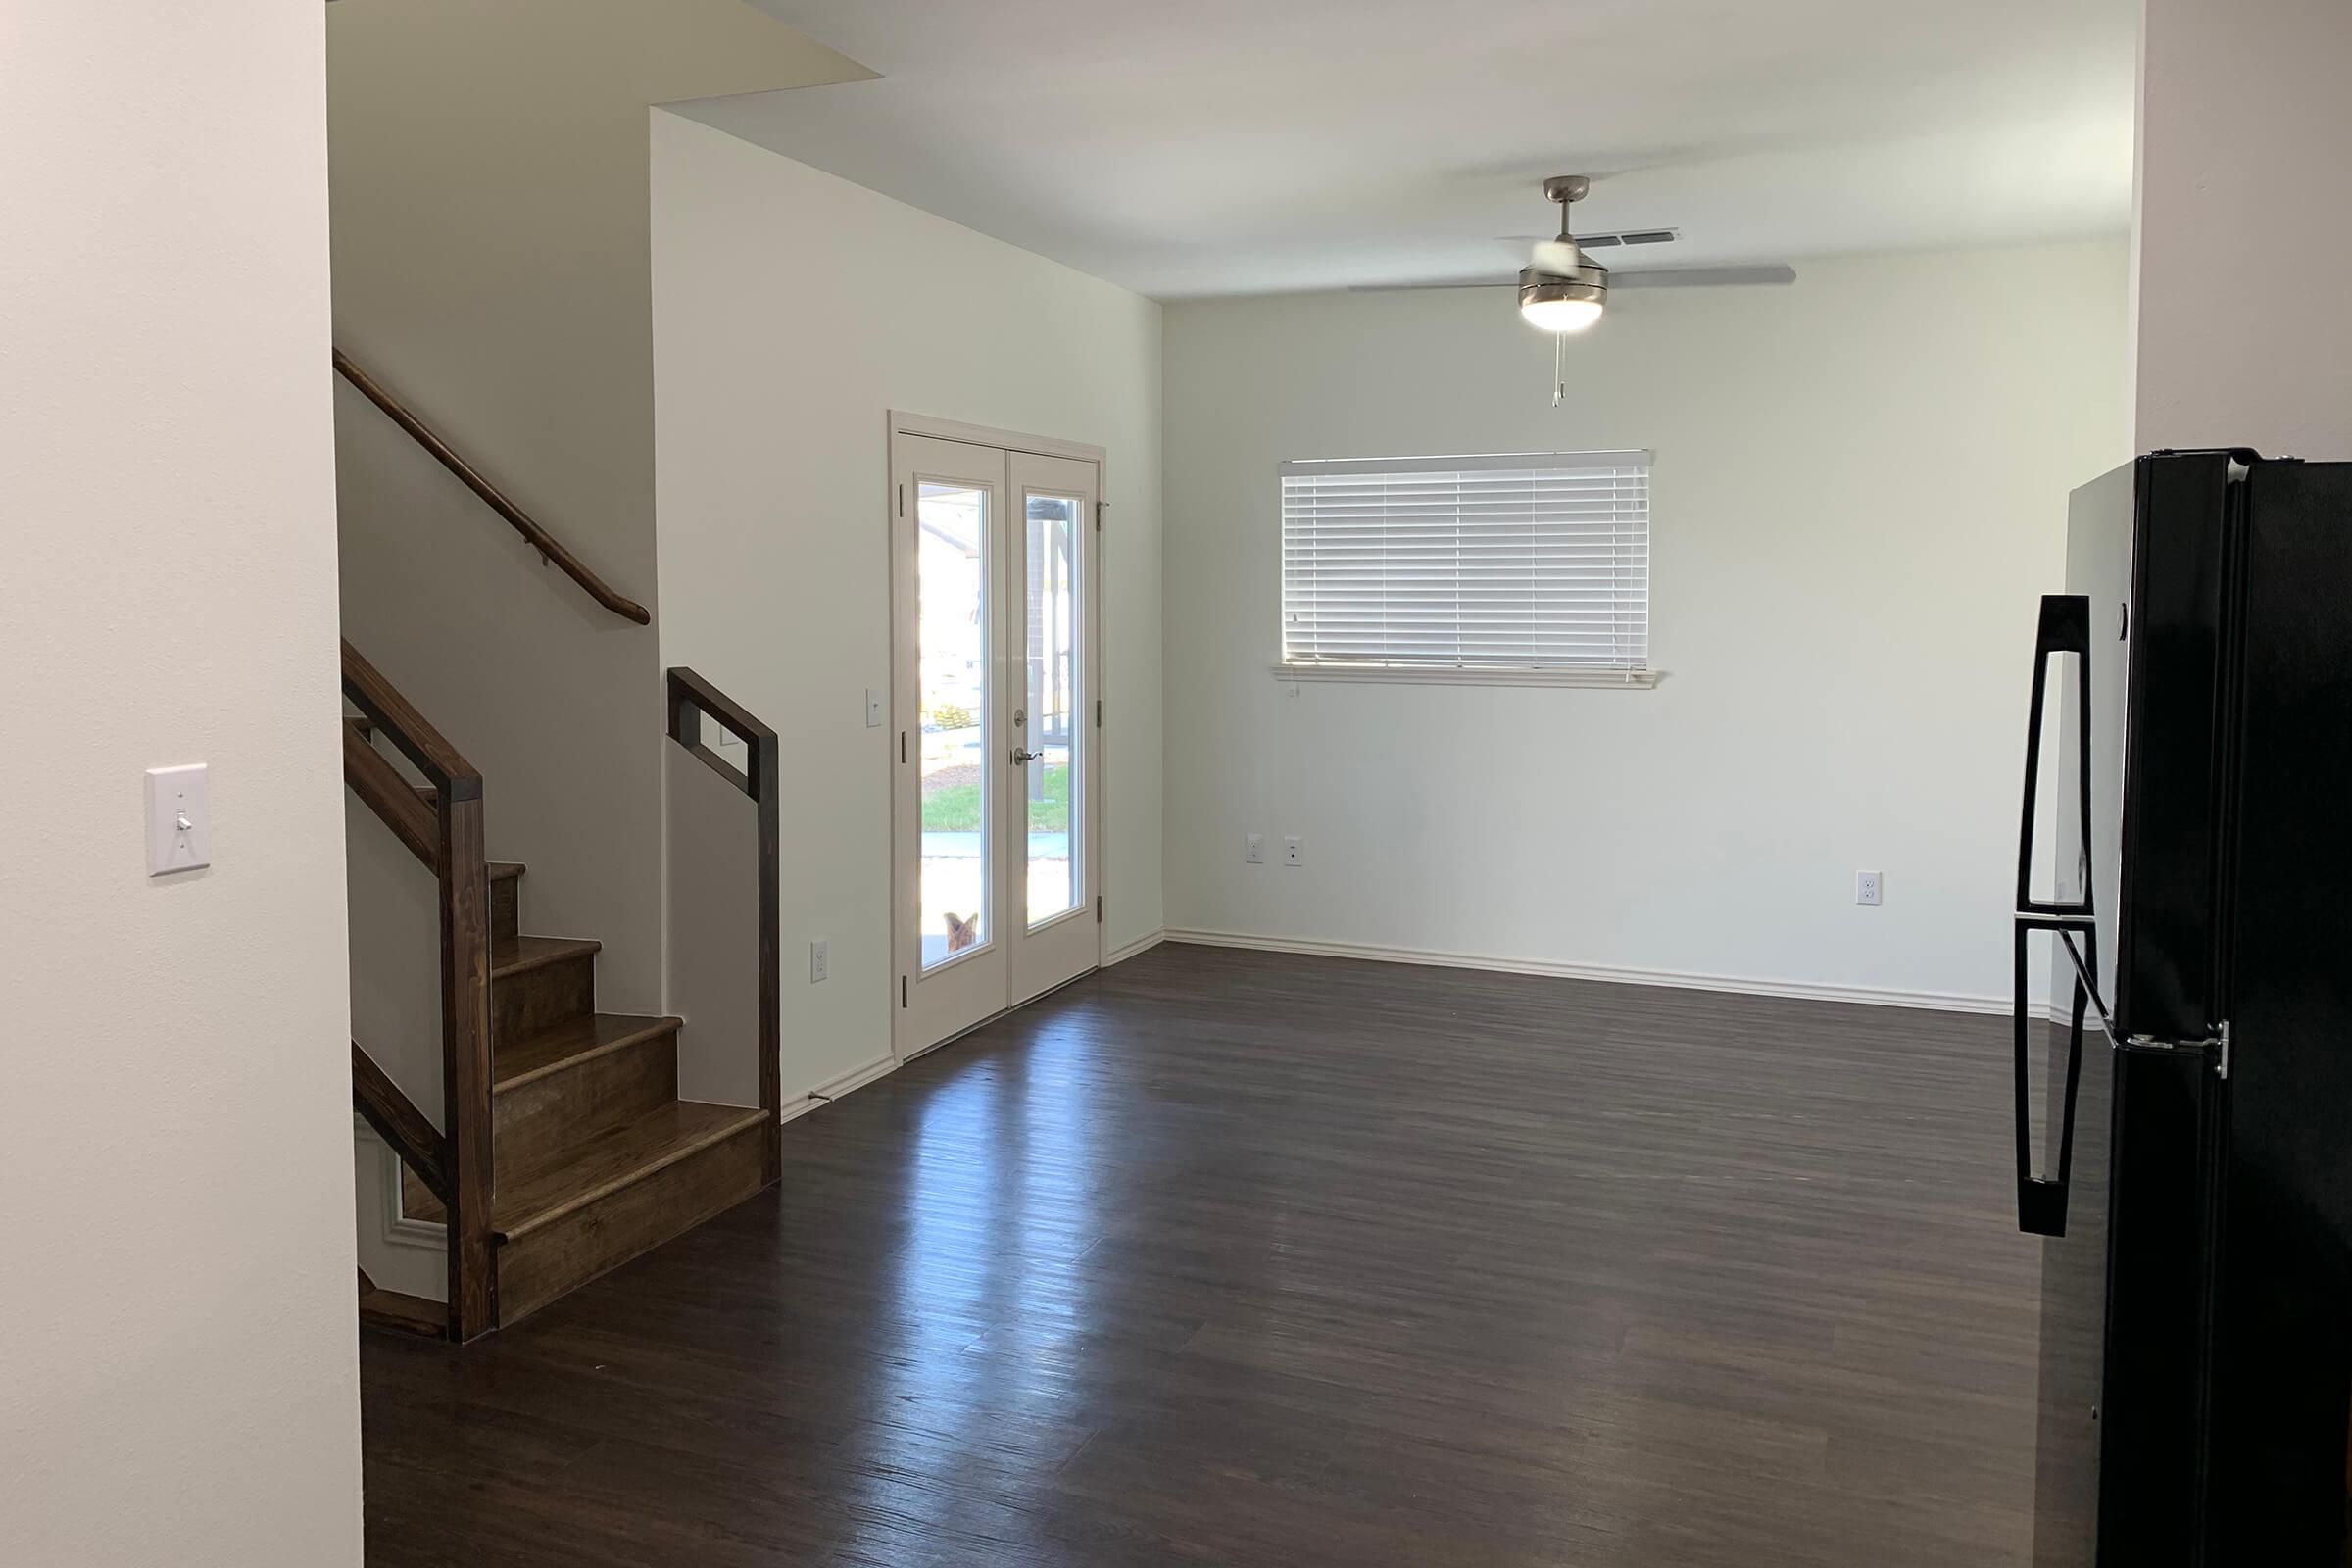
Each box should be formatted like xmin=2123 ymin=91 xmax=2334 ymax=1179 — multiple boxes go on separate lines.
xmin=2135 ymin=0 xmax=2352 ymax=456
xmin=1162 ymin=242 xmax=2129 ymax=1007
xmin=0 ymin=4 xmax=362 ymax=1564
xmin=326 ymin=0 xmax=866 ymax=1016
xmin=650 ymin=112 xmax=1164 ymax=1100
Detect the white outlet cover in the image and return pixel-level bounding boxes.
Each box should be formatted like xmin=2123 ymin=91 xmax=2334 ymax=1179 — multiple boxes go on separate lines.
xmin=1245 ymin=832 xmax=1265 ymax=863
xmin=809 ymin=939 xmax=830 ymax=982
xmin=1283 ymin=835 xmax=1303 ymax=866
xmin=146 ymin=763 xmax=211 ymax=876
xmin=1856 ymin=870 xmax=1884 ymax=906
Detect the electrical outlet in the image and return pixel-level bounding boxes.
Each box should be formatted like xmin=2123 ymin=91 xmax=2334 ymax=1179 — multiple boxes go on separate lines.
xmin=1283 ymin=835 xmax=1304 ymax=867
xmin=1245 ymin=832 xmax=1265 ymax=864
xmin=809 ymin=939 xmax=830 ymax=982
xmin=1855 ymin=870 xmax=1884 ymax=906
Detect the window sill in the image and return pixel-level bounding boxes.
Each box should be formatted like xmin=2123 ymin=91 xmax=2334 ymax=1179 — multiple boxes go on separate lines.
xmin=1271 ymin=663 xmax=1661 ymax=690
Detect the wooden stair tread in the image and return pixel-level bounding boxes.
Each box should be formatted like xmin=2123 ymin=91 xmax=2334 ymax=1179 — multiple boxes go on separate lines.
xmin=496 ymin=1012 xmax=681 ymax=1094
xmin=399 ymin=1100 xmax=760 ymax=1233
xmin=488 ymin=860 xmax=524 ymax=882
xmin=491 ymin=933 xmax=602 ymax=978
xmin=495 ymin=1102 xmax=767 ymax=1242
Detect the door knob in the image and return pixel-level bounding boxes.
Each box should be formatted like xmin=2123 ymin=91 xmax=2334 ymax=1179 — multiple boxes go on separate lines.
xmin=1012 ymin=748 xmax=1042 ymax=765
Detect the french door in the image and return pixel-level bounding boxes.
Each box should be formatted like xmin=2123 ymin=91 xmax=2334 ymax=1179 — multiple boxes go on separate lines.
xmin=890 ymin=424 xmax=1102 ymax=1056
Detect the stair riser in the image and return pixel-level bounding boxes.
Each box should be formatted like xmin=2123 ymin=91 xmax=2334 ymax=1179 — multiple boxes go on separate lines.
xmin=497 ymin=1121 xmax=767 ymax=1324
xmin=496 ymin=1034 xmax=679 ymax=1177
xmin=494 ymin=955 xmax=595 ymax=1043
xmin=490 ymin=875 xmax=519 ymax=948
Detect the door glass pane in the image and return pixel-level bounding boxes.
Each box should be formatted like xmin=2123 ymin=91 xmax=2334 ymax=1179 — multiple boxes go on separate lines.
xmin=918 ymin=480 xmax=988 ymax=968
xmin=1024 ymin=492 xmax=1083 ymax=926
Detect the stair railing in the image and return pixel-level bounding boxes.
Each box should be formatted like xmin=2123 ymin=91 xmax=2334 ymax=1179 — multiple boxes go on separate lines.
xmin=332 ymin=349 xmax=652 ymax=625
xmin=343 ymin=638 xmax=498 ymax=1341
xmin=665 ymin=668 xmax=782 ymax=1185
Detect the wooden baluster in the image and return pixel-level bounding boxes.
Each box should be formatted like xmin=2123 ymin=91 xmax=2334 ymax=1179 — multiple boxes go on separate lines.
xmin=665 ymin=668 xmax=783 ymax=1190
xmin=345 ymin=639 xmax=500 ymax=1342
xmin=438 ymin=785 xmax=497 ymax=1342
xmin=753 ymin=727 xmax=781 ymax=1186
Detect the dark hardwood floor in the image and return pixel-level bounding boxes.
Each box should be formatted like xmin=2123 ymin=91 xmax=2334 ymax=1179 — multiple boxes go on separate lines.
xmin=362 ymin=942 xmax=2043 ymax=1566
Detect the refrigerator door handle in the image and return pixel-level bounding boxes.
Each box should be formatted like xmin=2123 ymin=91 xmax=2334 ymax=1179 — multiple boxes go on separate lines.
xmin=2015 ymin=593 xmax=2095 ymax=919
xmin=2010 ymin=592 xmax=2103 ymax=1238
xmin=2015 ymin=918 xmax=2096 ymax=1237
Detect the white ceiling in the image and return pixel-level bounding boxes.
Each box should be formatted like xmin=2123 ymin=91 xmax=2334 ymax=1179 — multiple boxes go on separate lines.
xmin=686 ymin=0 xmax=2138 ymax=300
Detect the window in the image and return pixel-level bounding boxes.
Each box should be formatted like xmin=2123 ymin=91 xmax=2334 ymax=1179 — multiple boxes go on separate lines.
xmin=1279 ymin=450 xmax=1654 ymax=686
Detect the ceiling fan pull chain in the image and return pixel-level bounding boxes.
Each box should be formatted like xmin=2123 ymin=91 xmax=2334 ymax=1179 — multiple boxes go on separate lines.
xmin=1553 ymin=331 xmax=1566 ymax=407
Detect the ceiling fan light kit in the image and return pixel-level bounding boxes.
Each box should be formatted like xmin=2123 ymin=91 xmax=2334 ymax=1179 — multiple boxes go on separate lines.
xmin=1518 ymin=272 xmax=1607 ymax=333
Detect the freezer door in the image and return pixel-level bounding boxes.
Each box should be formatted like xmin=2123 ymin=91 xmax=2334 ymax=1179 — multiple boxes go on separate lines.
xmin=2201 ymin=460 xmax=2352 ymax=1559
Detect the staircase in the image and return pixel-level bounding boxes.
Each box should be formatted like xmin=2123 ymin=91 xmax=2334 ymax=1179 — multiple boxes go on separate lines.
xmin=381 ymin=833 xmax=768 ymax=1327
xmin=336 ymin=353 xmax=780 ymax=1341
xmin=343 ymin=650 xmax=780 ymax=1342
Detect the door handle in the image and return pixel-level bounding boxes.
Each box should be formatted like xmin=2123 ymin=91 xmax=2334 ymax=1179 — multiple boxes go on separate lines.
xmin=2015 ymin=916 xmax=2094 ymax=1237
xmin=2010 ymin=592 xmax=2101 ymax=1239
xmin=1011 ymin=748 xmax=1041 ymax=765
xmin=2016 ymin=594 xmax=2094 ymax=918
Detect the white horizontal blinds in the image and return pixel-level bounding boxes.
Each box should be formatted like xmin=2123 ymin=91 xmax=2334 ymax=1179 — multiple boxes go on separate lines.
xmin=1281 ymin=452 xmax=1650 ymax=672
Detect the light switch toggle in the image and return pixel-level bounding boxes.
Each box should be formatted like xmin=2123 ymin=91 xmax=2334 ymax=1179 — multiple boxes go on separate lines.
xmin=147 ymin=763 xmax=211 ymax=876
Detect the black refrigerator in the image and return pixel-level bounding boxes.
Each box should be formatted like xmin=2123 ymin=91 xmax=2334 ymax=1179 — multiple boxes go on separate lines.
xmin=2015 ymin=449 xmax=2352 ymax=1565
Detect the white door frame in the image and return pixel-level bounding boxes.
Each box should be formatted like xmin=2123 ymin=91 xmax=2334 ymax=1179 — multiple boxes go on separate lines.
xmin=887 ymin=411 xmax=1107 ymax=1061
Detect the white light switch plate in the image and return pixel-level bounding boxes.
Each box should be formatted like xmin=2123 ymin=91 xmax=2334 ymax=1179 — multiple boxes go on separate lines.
xmin=864 ymin=689 xmax=883 ymax=728
xmin=146 ymin=763 xmax=211 ymax=876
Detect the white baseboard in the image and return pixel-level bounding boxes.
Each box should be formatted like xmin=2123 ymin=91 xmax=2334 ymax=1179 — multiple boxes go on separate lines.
xmin=1159 ymin=927 xmax=2014 ymax=1017
xmin=779 ymin=1051 xmax=902 ymax=1125
xmin=1104 ymin=928 xmax=1166 ymax=966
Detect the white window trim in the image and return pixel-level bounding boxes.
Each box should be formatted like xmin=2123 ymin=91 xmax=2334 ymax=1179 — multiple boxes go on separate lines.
xmin=1275 ymin=449 xmax=1658 ymax=688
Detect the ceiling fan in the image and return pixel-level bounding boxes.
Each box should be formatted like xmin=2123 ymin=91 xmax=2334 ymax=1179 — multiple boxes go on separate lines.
xmin=1509 ymin=174 xmax=1795 ymax=333
xmin=1368 ymin=174 xmax=1797 ymax=402
xmin=1367 ymin=174 xmax=1797 ymax=320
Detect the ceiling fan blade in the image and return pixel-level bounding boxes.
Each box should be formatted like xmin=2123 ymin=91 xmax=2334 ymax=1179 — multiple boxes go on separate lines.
xmin=1348 ymin=279 xmax=1516 ymax=293
xmin=1503 ymin=229 xmax=1674 ymax=251
xmin=1351 ymin=261 xmax=1793 ymax=295
xmin=1612 ymin=264 xmax=1796 ymax=290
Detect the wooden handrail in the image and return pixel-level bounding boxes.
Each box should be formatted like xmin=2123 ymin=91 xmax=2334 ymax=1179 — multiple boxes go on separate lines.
xmin=341 ymin=638 xmax=479 ymax=795
xmin=332 ymin=349 xmax=652 ymax=626
xmin=343 ymin=720 xmax=437 ymax=867
xmin=341 ymin=639 xmax=498 ymax=1342
xmin=666 ymin=665 xmax=774 ymax=802
xmin=665 ymin=668 xmax=781 ymax=1188
xmin=352 ymin=1042 xmax=451 ymax=1206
